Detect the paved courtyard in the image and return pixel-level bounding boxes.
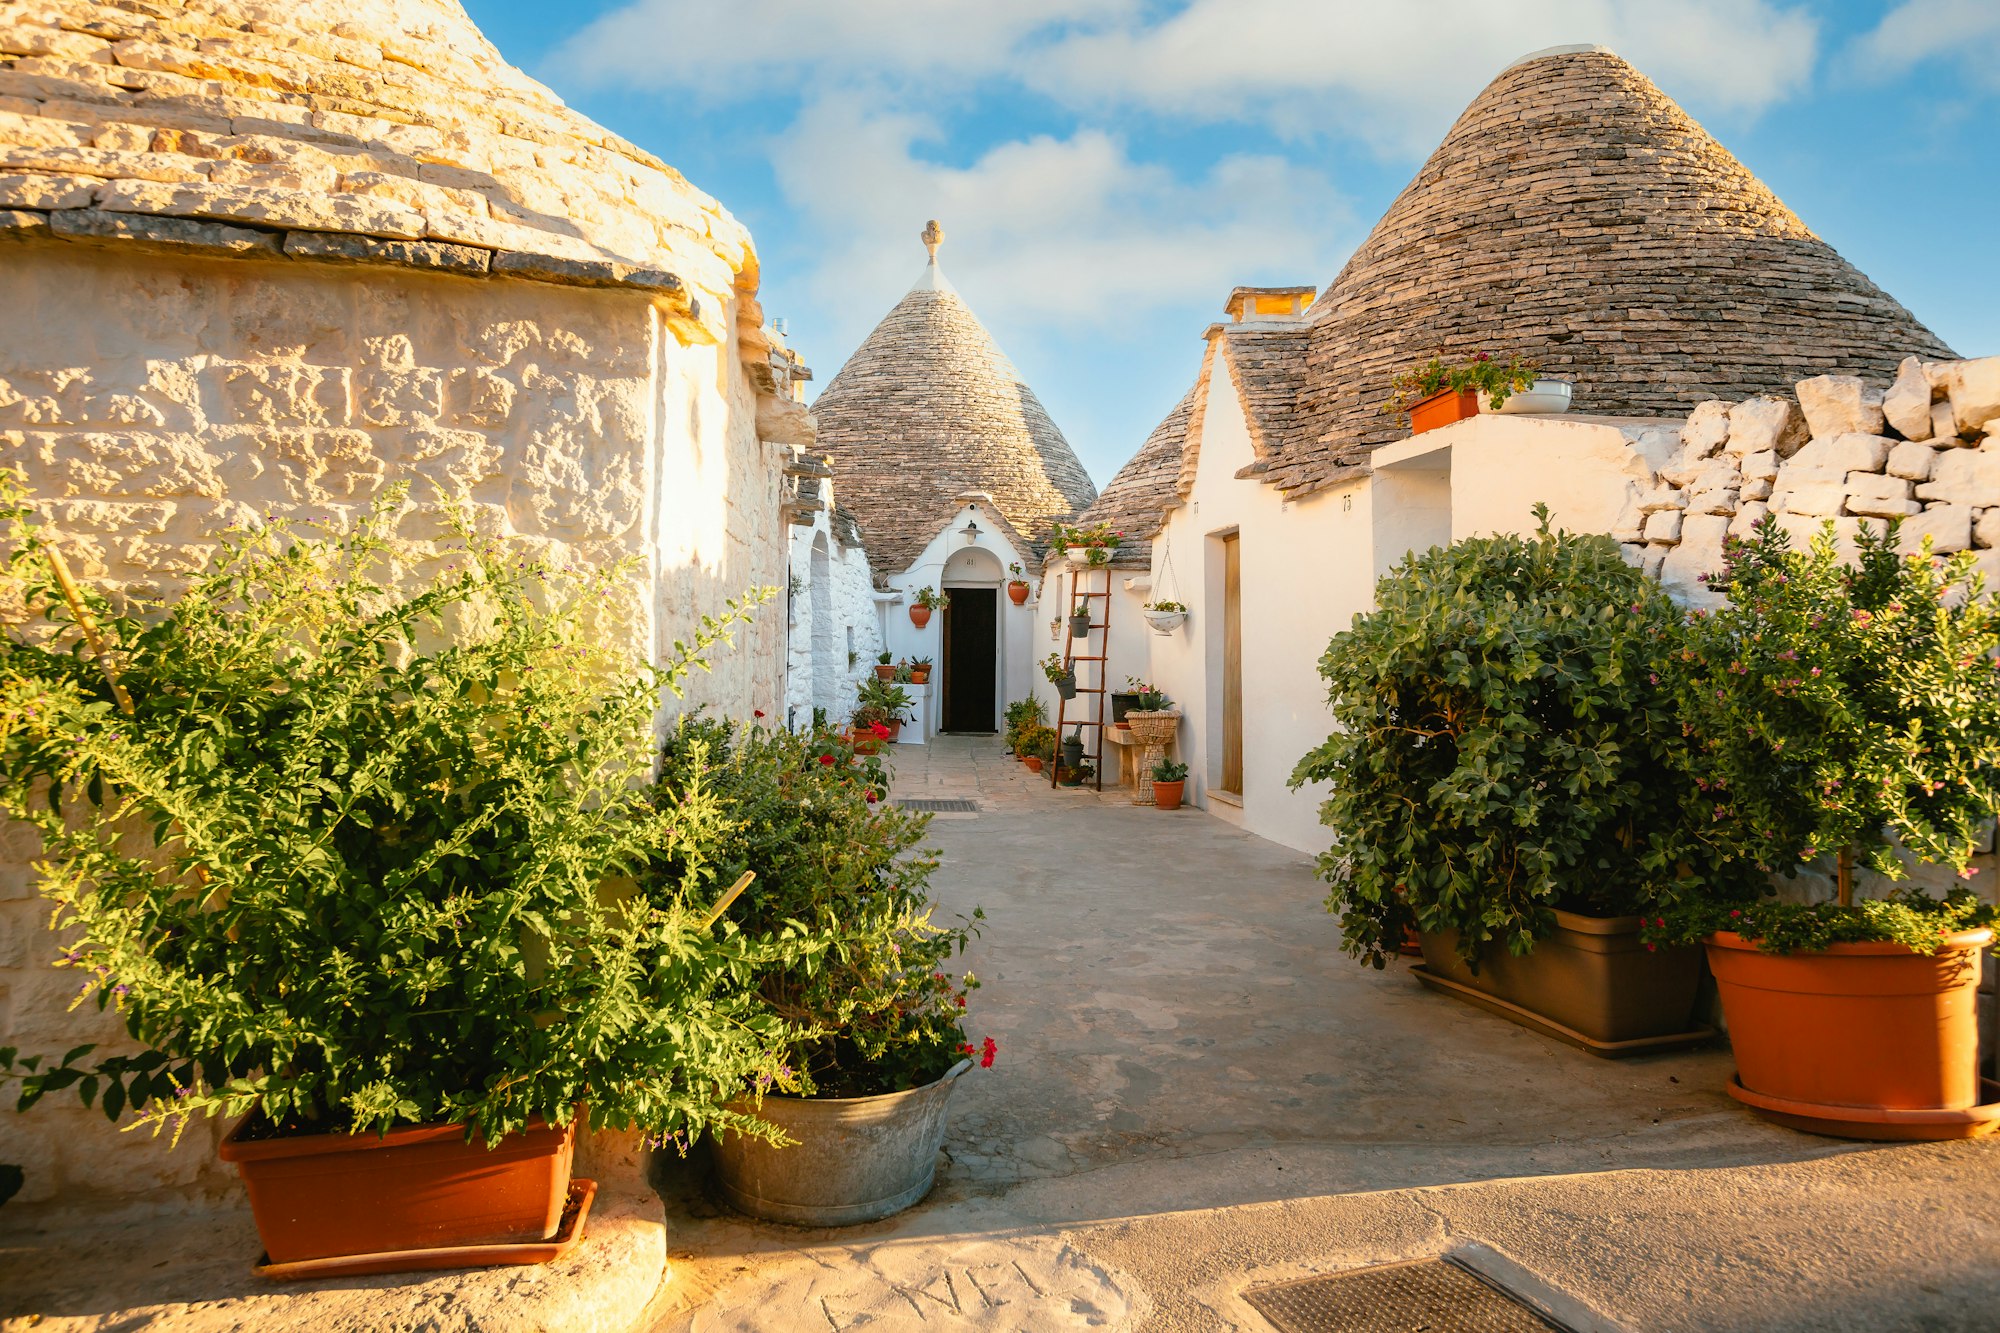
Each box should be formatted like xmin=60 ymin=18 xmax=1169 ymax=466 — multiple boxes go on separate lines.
xmin=651 ymin=735 xmax=2000 ymax=1333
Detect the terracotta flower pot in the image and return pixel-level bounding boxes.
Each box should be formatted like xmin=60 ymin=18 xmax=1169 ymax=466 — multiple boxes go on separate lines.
xmin=1408 ymin=386 xmax=1481 ymax=435
xmin=909 ymin=670 xmax=929 ymax=685
xmin=1023 ymin=756 xmax=1044 ymax=773
xmin=1152 ymin=780 xmax=1184 ymax=811
xmin=1706 ymin=928 xmax=2000 ymax=1140
xmin=1417 ymin=911 xmax=1708 ymax=1052
xmin=848 ymin=729 xmax=883 ymax=755
xmin=218 ymin=1115 xmax=575 ymax=1266
xmin=873 ymin=665 xmax=895 ymax=682
xmin=884 ymin=719 xmax=902 ymax=742
xmin=909 ymin=605 xmax=932 ymax=629
xmin=1006 ymin=581 xmax=1030 ymax=606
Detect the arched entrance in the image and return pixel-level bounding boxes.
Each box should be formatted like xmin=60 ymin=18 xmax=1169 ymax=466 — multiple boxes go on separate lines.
xmin=940 ymin=546 xmax=1003 ymax=732
xmin=809 ymin=535 xmax=838 ymax=721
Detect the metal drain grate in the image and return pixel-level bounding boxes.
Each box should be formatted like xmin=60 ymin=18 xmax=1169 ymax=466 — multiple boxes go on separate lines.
xmin=894 ymin=798 xmax=979 ymax=813
xmin=1245 ymin=1257 xmax=1568 ymax=1333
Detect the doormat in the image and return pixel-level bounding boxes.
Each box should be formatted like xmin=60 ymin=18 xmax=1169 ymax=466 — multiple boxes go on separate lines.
xmin=893 ymin=798 xmax=979 ymax=813
xmin=1244 ymin=1257 xmax=1569 ymax=1333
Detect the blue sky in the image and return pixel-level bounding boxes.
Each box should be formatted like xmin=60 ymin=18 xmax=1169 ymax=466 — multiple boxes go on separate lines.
xmin=462 ymin=1 xmax=2000 ymax=488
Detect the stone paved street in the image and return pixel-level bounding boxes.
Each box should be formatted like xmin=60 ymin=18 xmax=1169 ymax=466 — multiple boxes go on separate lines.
xmin=648 ymin=736 xmax=2000 ymax=1333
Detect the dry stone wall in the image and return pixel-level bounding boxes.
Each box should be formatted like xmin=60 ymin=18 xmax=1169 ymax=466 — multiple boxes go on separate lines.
xmin=1618 ymin=353 xmax=2000 ymax=606
xmin=0 ymin=241 xmax=788 ymax=1211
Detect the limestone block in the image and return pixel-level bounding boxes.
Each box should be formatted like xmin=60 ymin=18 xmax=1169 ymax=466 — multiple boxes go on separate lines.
xmin=1886 ymin=440 xmax=1937 ymax=481
xmin=1660 ymin=513 xmax=1731 ymax=606
xmin=1611 ymin=495 xmax=1644 ymax=543
xmin=356 ymin=365 xmax=445 ymax=427
xmin=1730 ymin=501 xmax=1771 ymax=539
xmin=401 ymin=425 xmax=504 ymax=491
xmin=1634 ymin=484 xmax=1686 ymax=515
xmin=1796 ymin=374 xmax=1887 ymax=440
xmin=1776 ymin=479 xmax=1847 ymax=517
xmin=1784 ymin=432 xmax=1891 ymax=480
xmin=1883 ymin=356 xmax=1934 ymax=440
xmin=1643 ymin=508 xmax=1683 ymax=543
xmin=1900 ymin=504 xmax=1974 ymax=555
xmin=1641 ymin=546 xmax=1667 ymax=580
xmin=444 ymin=368 xmax=517 ymax=427
xmin=1915 ymin=450 xmax=2000 ymax=505
xmin=0 ymin=143 xmax=208 ymax=183
xmin=1932 ymin=399 xmax=1965 ymax=443
xmin=218 ymin=363 xmax=350 ymax=427
xmin=1948 ymin=357 xmax=2000 ymax=434
xmin=1978 ymin=509 xmax=2000 ymax=550
xmin=1726 ymin=395 xmax=1808 ymax=458
xmin=51 ymin=207 xmax=281 ymax=254
xmin=1843 ymin=484 xmax=1919 ymax=519
xmin=1741 ymin=476 xmax=1773 ymax=502
xmin=1619 ymin=541 xmax=1645 ymax=567
xmin=1845 ymin=472 xmax=1914 ymax=504
xmin=96 ymin=178 xmax=425 ymax=239
xmin=0 ymin=207 xmax=49 ymax=238
xmin=1740 ymin=449 xmax=1779 ymax=482
xmin=0 ymin=170 xmax=97 ymax=208
xmin=1658 ymin=442 xmax=1710 ymax=488
xmin=1688 ymin=488 xmax=1738 ymax=516
xmin=1681 ymin=399 xmax=1731 ymax=455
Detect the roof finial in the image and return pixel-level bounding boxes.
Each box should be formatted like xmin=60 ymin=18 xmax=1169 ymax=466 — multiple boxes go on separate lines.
xmin=922 ymin=219 xmax=944 ymax=264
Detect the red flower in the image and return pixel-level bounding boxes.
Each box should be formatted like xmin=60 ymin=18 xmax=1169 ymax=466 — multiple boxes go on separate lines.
xmin=958 ymin=1043 xmax=975 ymax=1056
xmin=817 ymin=753 xmax=835 ymax=766
xmin=980 ymin=1036 xmax=998 ymax=1069
xmin=753 ymin=709 xmax=766 ymax=719
xmin=871 ymin=722 xmax=892 ymax=739
xmin=865 ymin=790 xmax=879 ymax=803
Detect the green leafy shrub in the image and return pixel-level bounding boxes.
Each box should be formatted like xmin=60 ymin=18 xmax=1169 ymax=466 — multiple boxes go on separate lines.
xmin=1383 ymin=350 xmax=1539 ymax=414
xmin=0 ymin=478 xmax=803 ymax=1147
xmin=1653 ymin=517 xmax=2000 ymax=952
xmin=1003 ymin=697 xmax=1047 ymax=752
xmin=852 ymin=676 xmax=913 ymax=729
xmin=1152 ymin=758 xmax=1189 ymax=782
xmin=653 ymin=717 xmax=991 ymax=1097
xmin=1292 ymin=508 xmax=1751 ymax=968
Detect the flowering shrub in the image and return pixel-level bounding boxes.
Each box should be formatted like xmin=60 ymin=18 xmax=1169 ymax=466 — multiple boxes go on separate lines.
xmin=1293 ymin=507 xmax=1754 ymax=968
xmin=1040 ymin=652 xmax=1073 ymax=685
xmin=1382 ymin=350 xmax=1539 ymax=414
xmin=654 ymin=717 xmax=991 ymax=1097
xmin=1124 ymin=677 xmax=1172 ymax=711
xmin=1652 ymin=516 xmax=2000 ymax=952
xmin=0 ymin=478 xmax=804 ymax=1147
xmin=1003 ymin=697 xmax=1047 ymax=753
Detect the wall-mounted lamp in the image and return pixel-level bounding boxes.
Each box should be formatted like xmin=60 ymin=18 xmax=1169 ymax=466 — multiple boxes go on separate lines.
xmin=959 ymin=517 xmax=982 ymax=546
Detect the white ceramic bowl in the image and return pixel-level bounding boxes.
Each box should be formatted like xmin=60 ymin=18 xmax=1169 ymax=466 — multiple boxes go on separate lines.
xmin=1490 ymin=378 xmax=1574 ymax=415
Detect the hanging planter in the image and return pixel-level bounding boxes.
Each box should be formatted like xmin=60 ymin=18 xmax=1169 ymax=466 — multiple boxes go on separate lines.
xmin=1041 ymin=653 xmax=1076 ymax=700
xmin=909 ymin=585 xmax=947 ymax=629
xmin=1007 ymin=581 xmax=1030 ymax=606
xmin=908 ymin=605 xmax=931 ymax=629
xmin=1142 ymin=602 xmax=1188 ymax=636
xmin=1069 ymin=609 xmax=1093 ymax=639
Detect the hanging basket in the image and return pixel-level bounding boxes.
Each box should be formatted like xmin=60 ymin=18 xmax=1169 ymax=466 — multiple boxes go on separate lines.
xmin=1142 ymin=609 xmax=1187 ymax=636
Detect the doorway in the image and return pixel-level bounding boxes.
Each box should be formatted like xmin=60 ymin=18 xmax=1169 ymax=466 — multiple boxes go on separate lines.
xmin=1220 ymin=532 xmax=1243 ymax=794
xmin=941 ymin=586 xmax=998 ymax=732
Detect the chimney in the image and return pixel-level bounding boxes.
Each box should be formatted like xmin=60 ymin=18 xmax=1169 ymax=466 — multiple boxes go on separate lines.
xmin=1224 ymin=286 xmax=1316 ymax=322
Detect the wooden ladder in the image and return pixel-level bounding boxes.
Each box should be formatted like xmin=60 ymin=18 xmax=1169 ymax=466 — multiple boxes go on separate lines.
xmin=1051 ymin=562 xmax=1109 ymax=791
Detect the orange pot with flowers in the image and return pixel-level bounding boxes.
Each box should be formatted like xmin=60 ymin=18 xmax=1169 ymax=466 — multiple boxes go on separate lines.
xmin=1385 ymin=350 xmax=1538 ymax=436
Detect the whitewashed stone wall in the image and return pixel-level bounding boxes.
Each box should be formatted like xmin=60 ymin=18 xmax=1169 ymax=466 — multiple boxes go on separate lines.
xmin=0 ymin=241 xmax=788 ymax=1211
xmin=785 ymin=497 xmax=881 ymax=729
xmin=1617 ymin=355 xmax=2000 ymax=605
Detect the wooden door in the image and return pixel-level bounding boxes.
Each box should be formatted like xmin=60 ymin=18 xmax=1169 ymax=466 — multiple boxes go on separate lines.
xmin=1221 ymin=532 xmax=1243 ymax=793
xmin=941 ymin=587 xmax=998 ymax=731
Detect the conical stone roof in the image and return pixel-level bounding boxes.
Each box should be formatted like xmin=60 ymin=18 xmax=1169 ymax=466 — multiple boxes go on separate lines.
xmin=1266 ymin=45 xmax=1954 ymax=495
xmin=812 ymin=224 xmax=1097 ymax=576
xmin=1073 ymin=384 xmax=1195 ymax=568
xmin=0 ymin=0 xmax=755 ymax=315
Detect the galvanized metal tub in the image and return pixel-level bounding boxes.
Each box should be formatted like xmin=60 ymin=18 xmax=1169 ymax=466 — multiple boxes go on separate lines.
xmin=711 ymin=1059 xmax=972 ymax=1225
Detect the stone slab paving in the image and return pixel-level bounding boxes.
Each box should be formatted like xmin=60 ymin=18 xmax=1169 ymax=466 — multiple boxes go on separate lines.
xmin=648 ymin=735 xmax=2000 ymax=1333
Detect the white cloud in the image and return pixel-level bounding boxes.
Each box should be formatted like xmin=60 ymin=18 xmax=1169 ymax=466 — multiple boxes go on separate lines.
xmin=549 ymin=0 xmax=1820 ymax=149
xmin=766 ymin=94 xmax=1351 ymax=351
xmin=1846 ymin=0 xmax=2000 ymax=89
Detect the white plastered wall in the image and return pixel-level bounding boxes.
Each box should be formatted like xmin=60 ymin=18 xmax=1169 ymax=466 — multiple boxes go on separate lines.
xmin=0 ymin=242 xmax=786 ymax=1210
xmin=784 ymin=503 xmax=882 ymax=729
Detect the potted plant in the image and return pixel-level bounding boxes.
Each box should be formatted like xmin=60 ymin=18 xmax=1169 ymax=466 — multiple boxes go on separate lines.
xmin=1069 ymin=599 xmax=1094 ymax=640
xmin=1058 ymin=762 xmax=1095 ymax=788
xmin=1006 ymin=563 xmax=1031 ymax=606
xmin=1021 ymin=726 xmax=1055 ymax=773
xmin=1654 ymin=517 xmax=2000 ymax=1138
xmin=852 ymin=677 xmax=913 ymax=744
xmin=874 ymin=650 xmax=895 ymax=682
xmin=1143 ymin=600 xmax=1188 ymax=635
xmin=1060 ymin=724 xmax=1088 ymax=772
xmin=1041 ymin=652 xmax=1076 ymax=701
xmin=909 ymin=586 xmax=947 ymax=629
xmin=652 ymin=718 xmax=995 ymax=1224
xmin=1151 ymin=759 xmax=1189 ymax=811
xmin=1291 ymin=507 xmax=1751 ymax=1052
xmin=1002 ymin=698 xmax=1046 ymax=757
xmin=0 ymin=484 xmax=805 ymax=1269
xmin=908 ymin=656 xmax=932 ymax=686
xmin=1122 ymin=679 xmax=1179 ymax=747
xmin=1049 ymin=522 xmax=1121 ymax=567
xmin=1383 ymin=351 xmax=1540 ymax=435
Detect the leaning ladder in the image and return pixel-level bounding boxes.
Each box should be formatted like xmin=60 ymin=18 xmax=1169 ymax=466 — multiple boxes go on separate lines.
xmin=1051 ymin=561 xmax=1109 ymax=792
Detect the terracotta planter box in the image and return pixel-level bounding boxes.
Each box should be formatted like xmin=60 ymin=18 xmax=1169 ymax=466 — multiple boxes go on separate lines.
xmin=1707 ymin=928 xmax=2000 ymax=1140
xmin=1416 ymin=910 xmax=1708 ymax=1053
xmin=219 ymin=1115 xmax=575 ymax=1266
xmin=1407 ymin=386 xmax=1481 ymax=434
xmin=1152 ymin=780 xmax=1184 ymax=811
